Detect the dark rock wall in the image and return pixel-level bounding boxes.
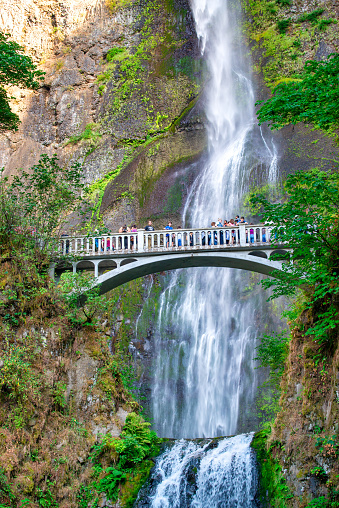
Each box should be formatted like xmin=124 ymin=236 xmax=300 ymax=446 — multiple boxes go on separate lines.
xmin=0 ymin=0 xmax=206 ymax=232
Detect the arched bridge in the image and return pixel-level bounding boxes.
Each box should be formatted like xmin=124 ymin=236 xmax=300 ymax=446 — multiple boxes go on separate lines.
xmin=50 ymin=225 xmax=289 ymax=295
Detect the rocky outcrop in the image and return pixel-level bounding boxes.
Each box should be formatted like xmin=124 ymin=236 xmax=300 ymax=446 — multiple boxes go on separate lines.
xmin=265 ymin=314 xmax=339 ymax=506
xmin=0 ymin=0 xmax=206 ymax=231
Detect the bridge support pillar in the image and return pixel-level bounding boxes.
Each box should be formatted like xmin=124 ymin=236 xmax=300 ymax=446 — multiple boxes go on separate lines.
xmin=137 ymin=230 xmax=144 ymax=252
xmin=72 ymin=262 xmax=77 ymax=274
xmin=48 ymin=263 xmax=56 ymax=280
xmin=239 ymin=224 xmax=246 ymax=246
xmin=93 ymin=261 xmax=99 ymax=278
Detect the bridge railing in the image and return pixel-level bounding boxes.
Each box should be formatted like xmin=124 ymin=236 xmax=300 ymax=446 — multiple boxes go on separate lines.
xmin=58 ymin=225 xmax=273 ymax=256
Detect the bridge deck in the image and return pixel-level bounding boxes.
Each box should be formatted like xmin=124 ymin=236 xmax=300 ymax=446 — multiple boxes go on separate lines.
xmin=51 ymin=225 xmax=289 ymax=292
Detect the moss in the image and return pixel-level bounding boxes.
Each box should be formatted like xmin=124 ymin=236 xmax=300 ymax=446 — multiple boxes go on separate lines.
xmin=252 ymin=430 xmax=293 ymax=507
xmin=105 ymin=0 xmax=134 ymax=13
xmin=119 ymin=459 xmax=154 ymax=507
xmin=64 ymin=123 xmax=102 ymax=146
xmin=242 ymin=0 xmax=338 ymax=87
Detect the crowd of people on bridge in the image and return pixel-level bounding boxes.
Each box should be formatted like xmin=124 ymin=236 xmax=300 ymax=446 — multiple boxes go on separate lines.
xmin=61 ymin=216 xmax=268 ymax=254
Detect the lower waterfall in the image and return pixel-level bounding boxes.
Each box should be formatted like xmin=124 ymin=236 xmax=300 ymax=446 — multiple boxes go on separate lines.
xmin=135 ymin=434 xmax=259 ymax=508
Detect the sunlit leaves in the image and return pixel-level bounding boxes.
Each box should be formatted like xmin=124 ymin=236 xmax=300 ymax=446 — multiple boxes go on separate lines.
xmin=0 ymin=31 xmax=45 ymax=131
xmin=250 ymin=168 xmax=339 ymax=347
xmin=256 ymin=53 xmax=339 ymax=136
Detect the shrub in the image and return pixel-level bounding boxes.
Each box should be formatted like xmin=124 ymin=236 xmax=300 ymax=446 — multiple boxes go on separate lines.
xmin=277 ymin=19 xmax=292 ymax=33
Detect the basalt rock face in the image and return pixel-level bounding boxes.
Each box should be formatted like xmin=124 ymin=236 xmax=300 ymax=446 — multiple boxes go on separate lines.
xmin=0 ymin=0 xmax=206 ymax=230
xmin=268 ymin=314 xmax=339 ymax=506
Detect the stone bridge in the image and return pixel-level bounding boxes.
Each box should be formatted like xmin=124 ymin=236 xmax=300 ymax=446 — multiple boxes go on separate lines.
xmin=50 ymin=225 xmax=289 ymax=295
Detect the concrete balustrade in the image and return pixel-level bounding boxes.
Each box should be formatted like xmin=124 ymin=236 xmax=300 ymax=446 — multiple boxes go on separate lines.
xmin=50 ymin=224 xmax=291 ymax=295
xmin=59 ymin=224 xmax=272 ymax=256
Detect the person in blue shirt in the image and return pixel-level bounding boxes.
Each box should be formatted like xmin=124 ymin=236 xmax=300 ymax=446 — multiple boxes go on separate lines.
xmin=177 ymin=226 xmax=182 ymax=247
xmin=217 ymin=218 xmax=224 ymax=245
xmin=165 ymin=221 xmax=173 ymax=247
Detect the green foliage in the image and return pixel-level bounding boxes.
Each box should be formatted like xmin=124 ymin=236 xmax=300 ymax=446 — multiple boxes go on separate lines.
xmin=256 ymin=54 xmax=339 ymax=136
xmin=36 ymin=481 xmax=57 ymax=507
xmin=254 ymin=332 xmax=290 ymax=425
xmin=310 ymin=466 xmax=328 ymax=483
xmin=64 ymin=123 xmax=102 ymax=146
xmin=250 ymin=168 xmax=339 ymax=349
xmin=277 ymin=19 xmax=291 ymax=34
xmin=51 ymin=382 xmax=67 ymax=410
xmin=106 ymin=47 xmax=127 ymax=62
xmin=315 ymin=435 xmax=339 ymax=458
xmin=255 ymin=331 xmax=290 ymax=374
xmin=78 ymin=413 xmax=161 ymax=506
xmin=297 ymin=9 xmax=324 ymax=24
xmin=95 ymin=468 xmax=126 ymax=502
xmin=305 ymin=491 xmax=339 ymax=508
xmin=0 ymin=154 xmax=84 ymax=261
xmin=252 ymin=430 xmax=293 ymax=507
xmin=0 ymin=340 xmax=42 ymax=428
xmin=276 ymin=0 xmax=292 ymax=5
xmin=58 ymin=272 xmax=107 ymax=327
xmin=0 ymin=467 xmax=14 ymax=506
xmin=0 ymin=31 xmax=45 ymax=131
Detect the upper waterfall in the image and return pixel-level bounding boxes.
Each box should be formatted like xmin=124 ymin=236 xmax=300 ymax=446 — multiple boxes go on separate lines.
xmin=150 ymin=0 xmax=279 ymax=439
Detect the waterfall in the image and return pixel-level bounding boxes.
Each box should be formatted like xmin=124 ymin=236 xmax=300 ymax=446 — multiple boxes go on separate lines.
xmin=135 ymin=434 xmax=259 ymax=507
xmin=133 ymin=0 xmax=281 ymax=504
xmin=150 ymin=0 xmax=279 ymax=439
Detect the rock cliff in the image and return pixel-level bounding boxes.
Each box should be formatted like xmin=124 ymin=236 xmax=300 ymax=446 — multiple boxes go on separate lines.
xmin=0 ymin=0 xmax=206 ymax=230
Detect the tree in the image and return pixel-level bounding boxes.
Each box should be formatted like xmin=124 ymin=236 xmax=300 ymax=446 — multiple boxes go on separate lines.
xmin=250 ymin=168 xmax=339 ymax=348
xmin=256 ymin=54 xmax=339 ymax=137
xmin=0 ymin=31 xmax=45 ymax=131
xmin=0 ymin=154 xmax=84 ymax=263
xmin=58 ymin=272 xmax=107 ymax=327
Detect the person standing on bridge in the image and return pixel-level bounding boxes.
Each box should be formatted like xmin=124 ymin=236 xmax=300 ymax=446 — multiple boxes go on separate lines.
xmin=229 ymin=219 xmax=236 ymax=244
xmin=177 ymin=226 xmax=182 ymax=247
xmin=144 ymin=220 xmax=155 ymax=249
xmin=119 ymin=224 xmax=131 ymax=249
xmin=130 ymin=225 xmax=138 ymax=250
xmin=165 ymin=221 xmax=173 ymax=247
xmin=249 ymin=224 xmax=255 ymax=243
xmin=217 ymin=218 xmax=224 ymax=245
xmin=223 ymin=220 xmax=230 ymax=245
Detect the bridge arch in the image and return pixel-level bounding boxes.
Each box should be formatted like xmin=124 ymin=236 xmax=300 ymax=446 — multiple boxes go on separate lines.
xmin=248 ymin=250 xmax=268 ymax=259
xmin=98 ymin=259 xmax=118 ymax=276
xmin=90 ymin=251 xmax=284 ymax=297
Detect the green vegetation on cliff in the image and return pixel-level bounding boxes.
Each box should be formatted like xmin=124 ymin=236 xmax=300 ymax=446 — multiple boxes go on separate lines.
xmin=251 ymin=168 xmax=339 ymax=347
xmin=256 ymin=54 xmax=339 ymax=139
xmin=242 ymin=0 xmax=338 ymax=87
xmin=0 ymin=31 xmax=44 ymax=131
xmin=0 ymin=155 xmax=159 ymax=507
xmin=251 ymin=169 xmax=339 ymax=506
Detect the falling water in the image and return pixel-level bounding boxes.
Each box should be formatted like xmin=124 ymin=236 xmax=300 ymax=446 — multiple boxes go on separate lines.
xmin=150 ymin=0 xmax=279 ymax=439
xmin=135 ymin=434 xmax=259 ymax=507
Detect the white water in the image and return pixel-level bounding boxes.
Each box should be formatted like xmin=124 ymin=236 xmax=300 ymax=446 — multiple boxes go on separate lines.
xmin=135 ymin=434 xmax=259 ymax=507
xmin=134 ymin=0 xmax=280 ymax=504
xmin=151 ymin=0 xmax=278 ymax=439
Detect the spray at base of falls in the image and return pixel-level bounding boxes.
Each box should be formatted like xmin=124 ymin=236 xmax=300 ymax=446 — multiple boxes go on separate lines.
xmin=135 ymin=434 xmax=259 ymax=508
